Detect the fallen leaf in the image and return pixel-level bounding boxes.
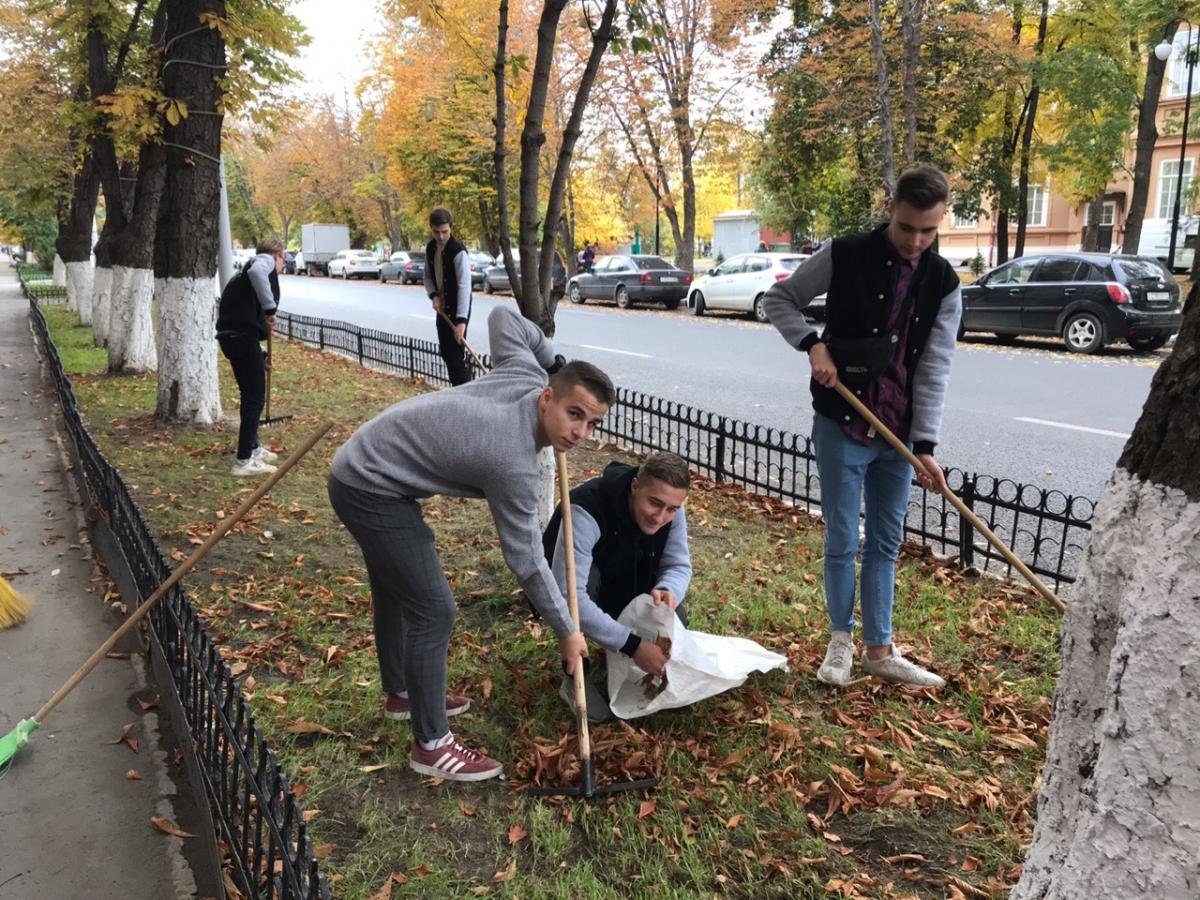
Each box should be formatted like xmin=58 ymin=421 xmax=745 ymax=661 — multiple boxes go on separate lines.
xmin=508 ymin=823 xmax=528 ymax=844
xmin=50 ymin=568 xmax=61 ymax=577
xmin=126 ymin=769 xmax=141 ymax=780
xmin=150 ymin=815 xmax=194 ymax=838
xmin=725 ymin=814 xmax=743 ymax=829
xmin=459 ymin=803 xmax=478 ymax=817
xmin=285 ymin=719 xmax=334 ymax=735
xmin=637 ymin=799 xmax=657 ymax=819
xmin=136 ymin=696 xmax=159 ymax=711
xmin=492 ymin=859 xmax=517 ymax=882
xmin=108 ymin=723 xmax=139 ymax=753
xmin=367 ymin=872 xmax=406 ymax=900
xmin=359 ymin=763 xmax=390 ymax=774
xmin=410 ymin=864 xmax=433 ymax=876
xmin=313 ymin=842 xmax=335 ymax=859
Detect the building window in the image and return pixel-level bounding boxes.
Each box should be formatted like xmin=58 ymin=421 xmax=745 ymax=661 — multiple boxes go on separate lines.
xmin=1025 ymin=186 xmax=1046 ymax=227
xmin=1158 ymin=158 xmax=1194 ymax=218
xmin=952 ymin=208 xmax=976 ymax=228
xmin=1167 ymin=32 xmax=1200 ymax=99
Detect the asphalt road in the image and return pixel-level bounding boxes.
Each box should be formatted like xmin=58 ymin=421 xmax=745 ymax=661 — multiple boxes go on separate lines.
xmin=279 ymin=273 xmax=1166 ymax=503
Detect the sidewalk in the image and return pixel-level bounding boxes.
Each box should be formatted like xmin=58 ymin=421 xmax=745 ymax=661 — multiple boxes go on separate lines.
xmin=0 ymin=269 xmax=200 ymax=899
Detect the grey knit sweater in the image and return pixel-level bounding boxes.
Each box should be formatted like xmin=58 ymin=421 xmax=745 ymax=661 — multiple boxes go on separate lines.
xmin=330 ymin=305 xmax=573 ymax=636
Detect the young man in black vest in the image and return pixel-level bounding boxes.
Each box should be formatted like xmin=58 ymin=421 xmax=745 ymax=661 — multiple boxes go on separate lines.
xmin=215 ymin=238 xmax=284 ymax=477
xmin=543 ymin=452 xmax=693 ymax=721
xmin=763 ymin=165 xmax=961 ymax=690
xmin=423 ymin=207 xmax=473 ymax=386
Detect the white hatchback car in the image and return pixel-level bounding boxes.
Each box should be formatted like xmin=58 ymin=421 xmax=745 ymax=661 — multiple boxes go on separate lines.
xmin=327 ymin=249 xmax=382 ymax=280
xmin=687 ymin=252 xmax=811 ymax=322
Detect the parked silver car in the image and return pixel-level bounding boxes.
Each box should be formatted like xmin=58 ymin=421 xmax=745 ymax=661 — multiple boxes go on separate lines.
xmin=687 ymin=252 xmax=810 ymax=322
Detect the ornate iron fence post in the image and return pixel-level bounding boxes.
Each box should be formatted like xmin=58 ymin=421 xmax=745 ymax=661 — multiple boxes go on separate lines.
xmin=715 ymin=417 xmax=728 ymax=483
xmin=318 ymin=322 xmax=325 ymax=351
xmin=958 ymin=473 xmax=976 ymax=567
xmin=287 ymin=315 xmax=294 ymax=341
xmin=356 ymin=330 xmax=364 ymax=364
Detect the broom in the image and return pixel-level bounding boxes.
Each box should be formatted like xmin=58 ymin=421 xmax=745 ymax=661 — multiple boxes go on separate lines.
xmin=0 ymin=421 xmax=333 ymax=771
xmin=0 ymin=576 xmax=31 ymax=629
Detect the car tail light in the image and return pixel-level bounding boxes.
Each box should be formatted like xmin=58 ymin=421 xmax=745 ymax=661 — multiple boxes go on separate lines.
xmin=640 ymin=272 xmax=653 ymax=285
xmin=684 ymin=273 xmax=692 ymax=284
xmin=405 ymin=262 xmax=413 ymax=271
xmin=1106 ymin=282 xmax=1131 ymax=304
xmin=775 ymin=271 xmax=789 ymax=281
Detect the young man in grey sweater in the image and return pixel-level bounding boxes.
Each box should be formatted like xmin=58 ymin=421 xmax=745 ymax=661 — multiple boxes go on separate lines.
xmin=762 ymin=165 xmax=961 ymax=690
xmin=328 ymin=305 xmax=614 ymax=781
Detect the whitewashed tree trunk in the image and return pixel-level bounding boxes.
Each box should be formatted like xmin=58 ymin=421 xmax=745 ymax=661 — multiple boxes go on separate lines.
xmin=537 ymin=446 xmax=556 ymax=530
xmin=107 ymin=265 xmax=157 ymax=373
xmin=91 ymin=266 xmax=113 ymax=346
xmin=52 ymin=254 xmax=67 ymax=288
xmin=66 ymin=261 xmax=95 ymax=325
xmin=154 ymin=277 xmax=222 ymax=424
xmin=1014 ymin=289 xmax=1200 ymax=899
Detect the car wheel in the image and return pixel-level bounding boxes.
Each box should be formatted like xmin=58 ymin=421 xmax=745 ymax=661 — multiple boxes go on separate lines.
xmin=615 ymin=285 xmax=630 ymax=309
xmin=1127 ymin=334 xmax=1168 ymax=352
xmin=484 ymin=278 xmax=494 ymax=294
xmin=1062 ymin=312 xmax=1104 ymax=353
xmin=569 ymin=283 xmax=585 ymax=304
xmin=691 ymin=291 xmax=706 ymax=317
xmin=993 ymin=333 xmax=1019 ymax=344
xmin=379 ymin=271 xmax=386 ymax=283
xmin=341 ymin=269 xmax=348 ymax=280
xmin=663 ymin=297 xmax=681 ymax=311
xmin=752 ymin=294 xmax=769 ymax=323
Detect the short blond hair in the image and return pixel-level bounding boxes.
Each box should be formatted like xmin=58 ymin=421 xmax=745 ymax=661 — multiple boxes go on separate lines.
xmin=256 ymin=238 xmax=285 ymax=255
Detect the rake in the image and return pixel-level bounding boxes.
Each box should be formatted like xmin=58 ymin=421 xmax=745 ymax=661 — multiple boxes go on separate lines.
xmin=260 ymin=331 xmax=292 ymax=426
xmin=0 ymin=422 xmax=333 ymax=771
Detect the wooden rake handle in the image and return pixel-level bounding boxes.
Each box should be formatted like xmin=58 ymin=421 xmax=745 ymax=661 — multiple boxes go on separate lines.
xmin=435 ymin=308 xmax=488 ymax=373
xmin=34 ymin=420 xmax=335 ymax=723
xmin=555 ymin=450 xmax=593 ymax=763
xmin=831 ymin=382 xmax=1065 ymax=614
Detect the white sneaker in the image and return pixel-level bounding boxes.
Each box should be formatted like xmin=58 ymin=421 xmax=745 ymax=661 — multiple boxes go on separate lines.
xmin=861 ymin=647 xmax=946 ymax=689
xmin=252 ymin=445 xmax=279 ymax=464
xmin=560 ymin=674 xmax=612 ymax=723
xmin=232 ymin=457 xmax=277 ymax=477
xmin=817 ymin=631 xmax=855 ymax=687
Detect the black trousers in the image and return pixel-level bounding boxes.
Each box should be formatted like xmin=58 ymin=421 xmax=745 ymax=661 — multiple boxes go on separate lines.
xmin=217 ymin=333 xmax=265 ymax=460
xmin=436 ymin=315 xmax=473 ymax=386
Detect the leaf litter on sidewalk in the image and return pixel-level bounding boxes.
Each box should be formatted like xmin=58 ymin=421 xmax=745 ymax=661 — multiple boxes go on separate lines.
xmin=45 ymin=305 xmax=1060 ymax=898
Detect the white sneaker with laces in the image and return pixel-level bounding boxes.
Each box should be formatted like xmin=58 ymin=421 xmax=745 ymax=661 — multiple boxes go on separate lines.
xmin=817 ymin=631 xmax=854 ymax=687
xmin=232 ymin=457 xmax=277 ymax=477
xmin=252 ymin=445 xmax=279 ymax=464
xmin=861 ymin=647 xmax=946 ymax=689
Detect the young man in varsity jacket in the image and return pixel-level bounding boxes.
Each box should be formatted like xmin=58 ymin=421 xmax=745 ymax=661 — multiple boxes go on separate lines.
xmin=543 ymin=452 xmax=693 ymax=722
xmin=423 ymin=207 xmax=474 ymax=386
xmin=328 ymin=305 xmax=614 ymax=782
xmin=215 ymin=238 xmax=285 ymax=477
xmin=763 ymin=165 xmax=961 ymax=690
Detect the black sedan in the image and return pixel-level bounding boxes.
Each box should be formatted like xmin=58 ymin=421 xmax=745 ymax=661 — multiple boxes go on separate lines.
xmin=960 ymin=252 xmax=1183 ymax=353
xmin=483 ymin=253 xmax=566 ymax=296
xmin=567 ymin=255 xmax=691 ymax=310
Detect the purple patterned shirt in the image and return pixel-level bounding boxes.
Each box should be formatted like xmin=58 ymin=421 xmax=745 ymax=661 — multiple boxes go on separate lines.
xmin=843 ymin=257 xmax=917 ymax=446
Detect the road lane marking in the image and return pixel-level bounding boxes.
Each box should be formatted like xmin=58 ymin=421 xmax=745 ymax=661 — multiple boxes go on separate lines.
xmin=579 ymin=344 xmax=653 ymax=359
xmin=1014 ymin=417 xmax=1130 ymax=439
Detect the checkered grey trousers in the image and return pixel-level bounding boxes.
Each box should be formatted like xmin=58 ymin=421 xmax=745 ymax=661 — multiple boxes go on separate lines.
xmin=327 ymin=476 xmax=457 ymax=742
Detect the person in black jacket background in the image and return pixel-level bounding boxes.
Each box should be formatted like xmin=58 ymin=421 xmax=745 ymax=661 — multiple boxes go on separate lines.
xmin=423 ymin=207 xmax=473 ymax=386
xmin=215 ymin=238 xmax=284 ymax=476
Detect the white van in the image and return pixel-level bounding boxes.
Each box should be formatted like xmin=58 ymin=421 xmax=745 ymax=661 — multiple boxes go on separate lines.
xmin=1137 ymin=216 xmax=1198 ymax=273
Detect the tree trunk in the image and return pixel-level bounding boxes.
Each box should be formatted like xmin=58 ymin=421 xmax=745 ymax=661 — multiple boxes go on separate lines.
xmin=55 ymin=141 xmax=99 ymax=318
xmin=1014 ymin=0 xmax=1048 ymax=259
xmin=1081 ymin=188 xmax=1106 ymax=252
xmin=91 ymin=213 xmax=115 ymax=346
xmin=1124 ymin=24 xmax=1178 ymax=254
xmin=152 ymin=0 xmax=226 ymax=424
xmin=996 ymin=208 xmax=1010 ymax=265
xmin=900 ymin=0 xmax=926 ymax=167
xmin=1013 ymin=284 xmax=1200 ymax=898
xmin=868 ymin=0 xmax=897 ymax=197
xmin=52 ymin=255 xmax=67 ymax=287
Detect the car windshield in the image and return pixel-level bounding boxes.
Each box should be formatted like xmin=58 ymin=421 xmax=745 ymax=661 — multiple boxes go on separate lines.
xmin=409 ymin=252 xmax=425 ymax=262
xmin=635 ymin=256 xmax=673 ymax=270
xmin=1115 ymin=258 xmax=1169 ymax=281
xmin=353 ymin=251 xmax=375 ymax=258
xmin=471 ymin=252 xmax=493 ymax=263
xmin=779 ymin=257 xmax=806 ymax=271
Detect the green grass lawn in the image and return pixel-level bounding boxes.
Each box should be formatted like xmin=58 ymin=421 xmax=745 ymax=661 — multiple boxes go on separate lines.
xmin=44 ymin=306 xmax=1060 ymax=899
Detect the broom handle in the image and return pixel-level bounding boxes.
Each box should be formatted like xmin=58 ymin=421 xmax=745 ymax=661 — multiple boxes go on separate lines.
xmin=436 ymin=309 xmax=488 ymax=373
xmin=831 ymin=382 xmax=1064 ymax=613
xmin=34 ymin=420 xmax=334 ymax=723
xmin=556 ymin=451 xmax=592 ymax=763
xmin=264 ymin=329 xmax=273 ymax=421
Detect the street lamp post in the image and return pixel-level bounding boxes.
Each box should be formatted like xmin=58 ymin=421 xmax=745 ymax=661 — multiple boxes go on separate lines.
xmin=1156 ymin=28 xmax=1198 ymax=271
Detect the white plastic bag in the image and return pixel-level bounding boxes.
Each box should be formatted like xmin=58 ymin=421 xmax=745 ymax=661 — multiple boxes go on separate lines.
xmin=606 ymin=593 xmax=789 ymax=719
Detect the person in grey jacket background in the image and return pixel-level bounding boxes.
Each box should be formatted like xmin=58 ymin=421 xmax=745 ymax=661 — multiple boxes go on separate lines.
xmin=762 ymin=165 xmax=962 ymax=691
xmin=328 ymin=305 xmax=614 ymax=782
xmin=215 ymin=238 xmax=284 ymax=477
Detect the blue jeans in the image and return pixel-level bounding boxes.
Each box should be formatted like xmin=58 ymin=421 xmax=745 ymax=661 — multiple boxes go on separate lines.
xmin=812 ymin=413 xmax=913 ymax=647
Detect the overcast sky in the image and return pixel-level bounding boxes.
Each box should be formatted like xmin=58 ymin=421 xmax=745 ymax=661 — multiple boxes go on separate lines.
xmin=289 ymin=0 xmax=378 ymax=100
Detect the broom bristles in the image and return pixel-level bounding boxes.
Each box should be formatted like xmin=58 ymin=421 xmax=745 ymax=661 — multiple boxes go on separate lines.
xmin=0 ymin=576 xmax=31 ymax=629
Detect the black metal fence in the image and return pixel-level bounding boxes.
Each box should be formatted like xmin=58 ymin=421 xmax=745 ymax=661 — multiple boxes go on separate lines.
xmin=25 ymin=288 xmax=329 ymax=899
xmin=278 ymin=309 xmax=1095 ymax=590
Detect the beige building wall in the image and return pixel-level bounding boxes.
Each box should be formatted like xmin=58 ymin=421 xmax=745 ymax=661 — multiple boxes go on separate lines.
xmin=939 ymin=33 xmax=1200 ymax=266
